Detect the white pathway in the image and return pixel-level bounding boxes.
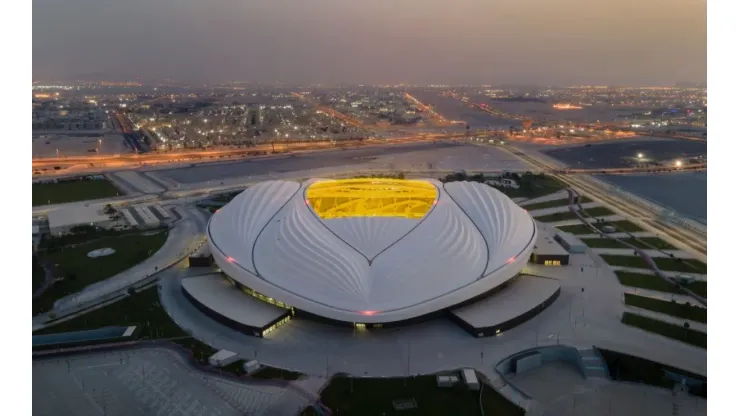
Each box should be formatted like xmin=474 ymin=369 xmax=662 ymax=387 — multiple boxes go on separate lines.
xmin=578 ymin=231 xmax=658 ymax=239
xmin=548 ymin=214 xmax=624 ymax=227
xmin=610 ymin=266 xmax=706 ymax=280
xmin=593 ymin=248 xmax=695 ymax=259
xmin=518 ymin=190 xmax=570 ymax=206
xmin=527 ymin=202 xmax=600 ymax=217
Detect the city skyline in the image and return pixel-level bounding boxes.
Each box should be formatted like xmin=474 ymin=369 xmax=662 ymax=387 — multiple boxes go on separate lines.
xmin=33 ymin=0 xmax=706 ymax=86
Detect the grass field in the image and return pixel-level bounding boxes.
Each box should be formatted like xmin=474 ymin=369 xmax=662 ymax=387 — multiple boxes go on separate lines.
xmin=33 ymin=258 xmax=46 ymax=294
xmin=557 ymin=220 xmax=644 ymax=235
xmin=582 ymin=237 xmax=676 ymax=250
xmin=317 ymin=375 xmax=524 ymax=416
xmin=33 ymin=231 xmax=168 ymax=314
xmin=616 ymin=271 xmax=707 ymax=297
xmin=534 ymin=206 xmax=615 ymax=223
xmin=520 ymin=196 xmax=593 ymax=211
xmin=601 ymin=255 xmax=707 ymax=274
xmin=624 ymin=293 xmax=707 ymax=323
xmin=33 ymin=178 xmax=123 ymax=206
xmin=34 ymin=286 xmax=220 ymax=364
xmin=621 ymin=312 xmax=706 ymax=348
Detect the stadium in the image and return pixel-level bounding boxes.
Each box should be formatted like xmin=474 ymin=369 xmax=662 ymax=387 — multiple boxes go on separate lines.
xmin=185 ymin=177 xmax=556 ymax=337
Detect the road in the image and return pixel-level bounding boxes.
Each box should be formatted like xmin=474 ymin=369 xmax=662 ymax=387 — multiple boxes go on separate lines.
xmin=499 ymin=143 xmax=707 ymax=259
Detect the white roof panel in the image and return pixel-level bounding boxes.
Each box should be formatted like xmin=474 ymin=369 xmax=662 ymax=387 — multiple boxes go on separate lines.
xmin=208 ymin=179 xmax=537 ymax=323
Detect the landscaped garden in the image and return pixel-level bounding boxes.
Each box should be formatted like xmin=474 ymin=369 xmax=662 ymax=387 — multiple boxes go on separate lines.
xmin=533 ymin=206 xmax=615 ymax=223
xmin=582 ymin=237 xmax=676 ymax=250
xmin=557 ymin=220 xmax=644 ymax=235
xmin=33 ymin=229 xmax=168 ymax=314
xmin=621 ymin=312 xmax=706 ymax=348
xmin=33 ymin=177 xmax=123 ymax=206
xmin=601 ymin=255 xmax=707 ymax=274
xmin=624 ymin=293 xmax=706 ymax=323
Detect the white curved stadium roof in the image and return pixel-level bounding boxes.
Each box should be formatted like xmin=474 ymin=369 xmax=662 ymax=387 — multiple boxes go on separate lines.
xmin=208 ymin=178 xmax=537 ymax=323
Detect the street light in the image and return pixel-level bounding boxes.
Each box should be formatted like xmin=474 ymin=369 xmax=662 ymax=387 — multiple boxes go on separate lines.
xmin=637 ymin=153 xmax=644 ymax=159
xmin=675 ymin=160 xmax=683 ymax=167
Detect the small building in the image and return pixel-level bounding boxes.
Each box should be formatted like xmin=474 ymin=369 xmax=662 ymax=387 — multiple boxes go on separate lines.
xmin=243 ymin=360 xmax=261 ymax=374
xmin=208 ymin=350 xmax=240 ymax=368
xmin=461 ymin=369 xmax=480 ymax=390
xmin=555 ymin=232 xmax=587 ymax=254
xmin=47 ymin=204 xmax=115 ymax=235
xmin=436 ymin=375 xmax=460 ymax=388
xmin=530 ymin=223 xmax=570 ymax=266
xmin=486 ymin=177 xmax=520 ymax=189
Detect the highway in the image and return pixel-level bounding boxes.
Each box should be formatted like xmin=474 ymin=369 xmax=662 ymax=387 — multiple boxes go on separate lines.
xmin=499 ymin=144 xmax=707 ymax=258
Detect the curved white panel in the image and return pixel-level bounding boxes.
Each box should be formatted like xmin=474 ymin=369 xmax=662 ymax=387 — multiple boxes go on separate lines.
xmin=209 ymin=180 xmax=301 ymax=274
xmin=444 ymin=182 xmax=536 ymax=275
xmin=322 ymin=217 xmax=419 ymax=259
xmin=368 ymin=186 xmax=488 ymax=311
xmin=208 ymin=179 xmax=537 ymax=323
xmin=252 ymin=193 xmax=371 ymax=310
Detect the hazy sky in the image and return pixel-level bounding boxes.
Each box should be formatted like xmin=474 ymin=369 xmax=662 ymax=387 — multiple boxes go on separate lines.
xmin=33 ymin=0 xmax=706 ymax=86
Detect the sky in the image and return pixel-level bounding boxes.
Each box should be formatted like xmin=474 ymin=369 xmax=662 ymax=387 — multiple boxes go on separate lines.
xmin=32 ymin=0 xmax=707 ymax=86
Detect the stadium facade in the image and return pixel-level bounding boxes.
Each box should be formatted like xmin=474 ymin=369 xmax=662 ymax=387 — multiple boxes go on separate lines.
xmin=205 ymin=178 xmax=537 ymax=328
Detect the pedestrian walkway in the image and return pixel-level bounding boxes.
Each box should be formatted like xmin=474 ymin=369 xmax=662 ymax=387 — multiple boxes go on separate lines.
xmin=610 ymin=266 xmax=706 ymax=280
xmin=577 ymin=348 xmax=610 ymax=380
xmin=549 ymin=214 xmax=624 ymax=228
xmin=518 ymin=190 xmax=570 ymax=206
xmin=592 ymin=248 xmax=694 ymax=258
xmin=527 ymin=202 xmax=600 ymax=217
xmin=578 ymin=231 xmax=656 ymax=239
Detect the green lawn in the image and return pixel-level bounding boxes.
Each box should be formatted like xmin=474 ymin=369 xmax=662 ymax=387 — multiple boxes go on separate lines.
xmin=621 ymin=312 xmax=706 ymax=348
xmin=601 ymin=255 xmax=707 ymax=274
xmin=318 ymin=375 xmax=524 ymax=416
xmin=251 ymin=367 xmax=303 ymax=380
xmin=33 ymin=258 xmax=46 ymax=294
xmin=33 ymin=231 xmax=168 ymax=314
xmin=534 ymin=206 xmax=615 ymax=223
xmin=33 ymin=178 xmax=123 ymax=206
xmin=624 ymin=294 xmax=706 ymax=323
xmin=520 ymin=196 xmax=592 ymax=211
xmin=616 ymin=271 xmax=683 ymax=294
xmin=443 ymin=172 xmax=567 ymax=200
xmin=615 ymin=271 xmax=707 ymax=297
xmin=34 ymin=286 xmax=220 ymax=365
xmin=559 ymin=220 xmax=645 ymax=235
xmin=583 ymin=237 xmax=676 ymax=250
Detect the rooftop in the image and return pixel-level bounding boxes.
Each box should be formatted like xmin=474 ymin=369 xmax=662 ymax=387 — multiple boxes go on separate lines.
xmin=47 ymin=204 xmax=111 ymax=231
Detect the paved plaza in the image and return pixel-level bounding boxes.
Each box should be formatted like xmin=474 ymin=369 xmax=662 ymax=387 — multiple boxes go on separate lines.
xmin=158 ymin=248 xmax=706 ymax=380
xmin=33 ymin=347 xmax=307 ymax=416
xmin=510 ymin=362 xmax=706 ymax=416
